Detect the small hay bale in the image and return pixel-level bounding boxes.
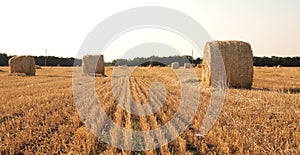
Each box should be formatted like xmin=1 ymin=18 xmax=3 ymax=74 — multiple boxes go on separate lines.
xmin=276 ymin=65 xmax=281 ymax=68
xmin=171 ymin=62 xmax=179 ymax=69
xmin=184 ymin=63 xmax=191 ymax=69
xmin=201 ymin=41 xmax=253 ymax=89
xmin=35 ymin=65 xmax=42 ymax=69
xmin=9 ymin=56 xmax=36 ymax=76
xmin=82 ymin=55 xmax=105 ymax=75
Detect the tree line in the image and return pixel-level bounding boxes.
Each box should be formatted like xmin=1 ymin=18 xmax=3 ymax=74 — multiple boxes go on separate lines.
xmin=112 ymin=55 xmax=300 ymax=67
xmin=0 ymin=53 xmax=82 ymax=66
xmin=0 ymin=53 xmax=299 ymax=67
xmin=112 ymin=55 xmax=200 ymax=66
xmin=253 ymin=56 xmax=300 ymax=67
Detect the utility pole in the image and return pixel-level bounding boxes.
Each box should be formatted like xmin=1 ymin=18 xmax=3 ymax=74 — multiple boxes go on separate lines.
xmin=191 ymin=49 xmax=194 ymax=66
xmin=45 ymin=49 xmax=47 ymax=66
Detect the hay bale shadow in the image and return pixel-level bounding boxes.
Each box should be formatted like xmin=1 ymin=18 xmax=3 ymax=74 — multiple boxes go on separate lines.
xmin=8 ymin=73 xmax=28 ymax=76
xmin=83 ymin=73 xmax=107 ymax=77
xmin=279 ymin=88 xmax=300 ymax=94
xmin=252 ymin=87 xmax=300 ymax=94
xmin=252 ymin=87 xmax=271 ymax=91
xmin=42 ymin=75 xmax=73 ymax=78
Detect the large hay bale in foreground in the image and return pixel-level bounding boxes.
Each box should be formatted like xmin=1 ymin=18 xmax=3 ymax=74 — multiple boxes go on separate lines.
xmin=201 ymin=41 xmax=253 ymax=89
xmin=9 ymin=56 xmax=36 ymax=76
xmin=82 ymin=55 xmax=105 ymax=75
xmin=184 ymin=63 xmax=191 ymax=69
xmin=171 ymin=62 xmax=179 ymax=69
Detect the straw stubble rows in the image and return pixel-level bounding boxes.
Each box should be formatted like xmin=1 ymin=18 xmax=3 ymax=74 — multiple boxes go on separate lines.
xmin=0 ymin=66 xmax=299 ymax=154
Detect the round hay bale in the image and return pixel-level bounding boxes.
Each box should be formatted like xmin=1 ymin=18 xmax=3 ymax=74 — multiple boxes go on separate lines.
xmin=184 ymin=63 xmax=191 ymax=69
xmin=82 ymin=55 xmax=105 ymax=75
xmin=171 ymin=62 xmax=179 ymax=69
xmin=35 ymin=65 xmax=42 ymax=69
xmin=9 ymin=56 xmax=36 ymax=76
xmin=201 ymin=41 xmax=253 ymax=89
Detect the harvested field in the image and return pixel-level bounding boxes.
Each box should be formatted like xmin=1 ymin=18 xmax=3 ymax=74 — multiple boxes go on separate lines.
xmin=0 ymin=66 xmax=299 ymax=154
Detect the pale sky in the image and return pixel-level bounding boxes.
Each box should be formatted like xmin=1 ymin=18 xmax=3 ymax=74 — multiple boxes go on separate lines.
xmin=0 ymin=0 xmax=299 ymax=62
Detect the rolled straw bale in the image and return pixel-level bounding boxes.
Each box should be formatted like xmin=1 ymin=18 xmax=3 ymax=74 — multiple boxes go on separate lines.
xmin=82 ymin=55 xmax=105 ymax=75
xmin=35 ymin=65 xmax=42 ymax=69
xmin=171 ymin=62 xmax=179 ymax=69
xmin=201 ymin=41 xmax=253 ymax=89
xmin=9 ymin=56 xmax=36 ymax=76
xmin=184 ymin=63 xmax=191 ymax=69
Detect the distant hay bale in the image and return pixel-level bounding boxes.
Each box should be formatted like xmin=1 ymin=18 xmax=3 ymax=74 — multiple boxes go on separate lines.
xmin=201 ymin=41 xmax=253 ymax=89
xmin=35 ymin=65 xmax=42 ymax=69
xmin=184 ymin=63 xmax=191 ymax=69
xmin=82 ymin=55 xmax=105 ymax=75
xmin=171 ymin=62 xmax=179 ymax=69
xmin=277 ymin=65 xmax=281 ymax=68
xmin=9 ymin=56 xmax=36 ymax=76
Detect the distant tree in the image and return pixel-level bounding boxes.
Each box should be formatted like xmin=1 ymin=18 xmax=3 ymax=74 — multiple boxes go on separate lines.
xmin=0 ymin=53 xmax=9 ymax=66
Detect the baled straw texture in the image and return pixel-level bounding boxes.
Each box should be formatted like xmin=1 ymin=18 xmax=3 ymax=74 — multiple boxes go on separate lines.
xmin=171 ymin=62 xmax=179 ymax=69
xmin=82 ymin=55 xmax=105 ymax=75
xmin=201 ymin=41 xmax=253 ymax=89
xmin=9 ymin=56 xmax=36 ymax=76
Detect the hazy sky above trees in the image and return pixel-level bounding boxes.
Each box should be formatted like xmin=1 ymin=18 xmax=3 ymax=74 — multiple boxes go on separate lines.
xmin=0 ymin=0 xmax=299 ymax=61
